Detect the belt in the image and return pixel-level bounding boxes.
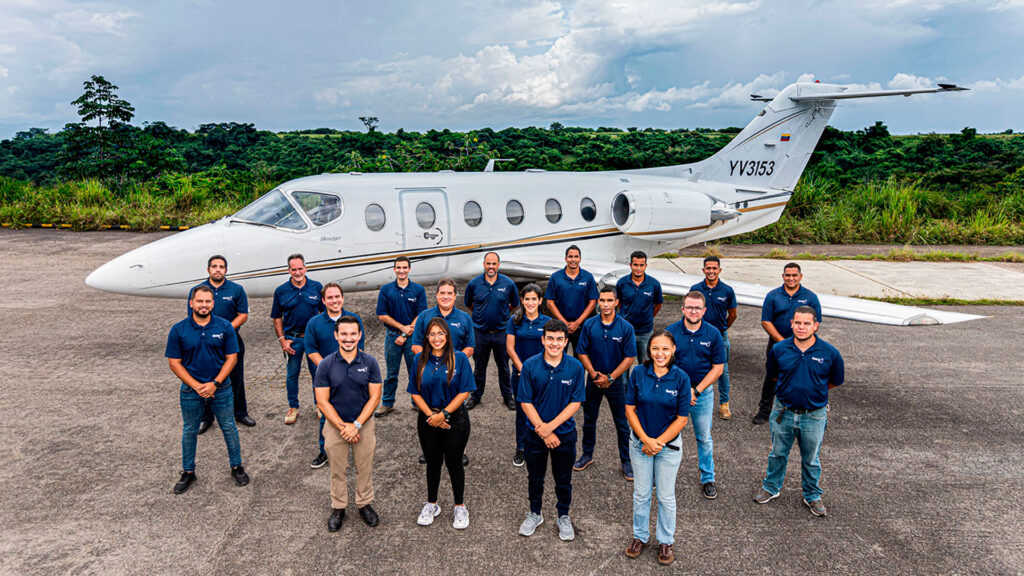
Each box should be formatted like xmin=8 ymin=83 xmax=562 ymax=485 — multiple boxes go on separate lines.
xmin=286 ymin=332 xmax=305 ymax=338
xmin=779 ymin=404 xmax=815 ymax=414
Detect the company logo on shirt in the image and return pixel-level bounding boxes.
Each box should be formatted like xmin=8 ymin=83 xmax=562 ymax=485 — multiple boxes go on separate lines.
xmin=665 ymin=389 xmax=678 ymax=397
xmin=716 ymin=296 xmax=727 ymax=302
xmin=309 ymin=295 xmax=319 ymax=301
xmin=212 ymin=333 xmax=224 ymax=340
xmin=406 ymin=297 xmax=417 ymax=302
xmin=357 ymin=366 xmax=369 ymax=372
xmin=561 ymin=379 xmax=574 ymax=386
xmin=611 ymin=336 xmax=622 ymax=342
xmin=450 ymin=322 xmax=462 ymax=328
xmin=643 ymin=291 xmax=652 ymax=297
xmin=221 ymin=296 xmax=233 ymax=301
xmin=811 ymin=356 xmax=825 ymax=365
xmin=577 ymin=282 xmax=587 ymax=286
xmin=700 ymin=340 xmax=711 ymax=348
xmin=497 ymin=287 xmax=506 ymax=293
xmin=798 ymin=299 xmax=808 ymax=304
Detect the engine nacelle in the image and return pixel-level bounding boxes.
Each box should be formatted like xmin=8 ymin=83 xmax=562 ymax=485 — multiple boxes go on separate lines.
xmin=611 ymin=188 xmax=716 ymax=241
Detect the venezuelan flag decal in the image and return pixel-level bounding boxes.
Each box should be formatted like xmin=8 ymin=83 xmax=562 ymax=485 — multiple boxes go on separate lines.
xmin=780 ymin=133 xmax=791 ymax=141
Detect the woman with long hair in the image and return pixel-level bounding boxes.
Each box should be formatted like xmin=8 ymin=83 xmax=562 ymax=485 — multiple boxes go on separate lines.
xmin=408 ymin=317 xmax=476 ymax=529
xmin=623 ymin=331 xmax=690 ymax=566
xmin=505 ymin=283 xmax=550 ymax=468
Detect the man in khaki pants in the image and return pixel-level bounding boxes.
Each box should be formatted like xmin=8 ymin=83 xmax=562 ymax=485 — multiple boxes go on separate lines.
xmin=314 ymin=316 xmax=383 ymax=532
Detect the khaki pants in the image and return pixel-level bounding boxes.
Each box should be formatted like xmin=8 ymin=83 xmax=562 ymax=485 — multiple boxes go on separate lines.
xmin=323 ymin=417 xmax=376 ymax=509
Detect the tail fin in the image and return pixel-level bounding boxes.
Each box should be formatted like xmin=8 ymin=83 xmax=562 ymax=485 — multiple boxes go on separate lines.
xmin=628 ymin=81 xmax=967 ymax=192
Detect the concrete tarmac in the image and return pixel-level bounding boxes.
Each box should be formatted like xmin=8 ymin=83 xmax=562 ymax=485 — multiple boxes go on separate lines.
xmin=1 ymin=230 xmax=1023 ymax=575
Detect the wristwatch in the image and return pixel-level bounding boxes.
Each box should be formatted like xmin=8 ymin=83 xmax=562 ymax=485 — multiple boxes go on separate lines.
xmin=442 ymin=409 xmax=451 ymax=420
xmin=353 ymin=420 xmax=362 ymax=430
xmin=213 ymin=380 xmax=222 ymax=388
xmin=693 ymin=388 xmax=702 ymax=397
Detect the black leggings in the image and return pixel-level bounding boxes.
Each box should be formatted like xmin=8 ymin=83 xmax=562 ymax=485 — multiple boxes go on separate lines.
xmin=417 ymin=408 xmax=471 ymax=505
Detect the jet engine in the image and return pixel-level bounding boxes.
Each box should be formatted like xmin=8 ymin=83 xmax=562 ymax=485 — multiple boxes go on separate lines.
xmin=611 ymin=188 xmax=736 ymax=241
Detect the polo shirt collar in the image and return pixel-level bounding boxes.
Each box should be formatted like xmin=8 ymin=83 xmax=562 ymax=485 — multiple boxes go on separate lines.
xmin=338 ymin=350 xmax=364 ymax=366
xmin=542 ymin=354 xmax=567 ymax=371
xmin=188 ymin=315 xmax=214 ymax=330
xmin=681 ymin=320 xmax=704 ymax=336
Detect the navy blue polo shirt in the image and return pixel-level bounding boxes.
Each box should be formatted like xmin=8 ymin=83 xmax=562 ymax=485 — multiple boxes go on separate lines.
xmin=761 ymin=285 xmax=822 ymax=339
xmin=666 ymin=319 xmax=725 ymax=386
xmin=689 ymin=279 xmax=736 ymax=333
xmin=517 ymin=354 xmax=587 ymax=435
xmin=626 ymin=365 xmax=691 ymax=438
xmin=410 ymin=307 xmax=476 ymax=351
xmin=406 ymin=351 xmax=477 ymax=408
xmin=165 ymin=315 xmax=239 ymax=383
xmin=186 ymin=279 xmax=249 ymax=323
xmin=464 ymin=273 xmax=520 ymax=330
xmin=305 ymin=310 xmax=365 ymax=362
xmin=312 ymin=350 xmax=382 ymax=422
xmin=767 ymin=337 xmax=844 ymax=411
xmin=507 ymin=313 xmax=551 ymax=365
xmin=545 ymin=267 xmax=599 ymax=321
xmin=376 ymin=280 xmax=428 ymax=328
xmin=271 ymin=279 xmax=324 ymax=335
xmin=576 ymin=314 xmax=637 ymax=375
xmin=616 ymin=274 xmax=664 ymax=334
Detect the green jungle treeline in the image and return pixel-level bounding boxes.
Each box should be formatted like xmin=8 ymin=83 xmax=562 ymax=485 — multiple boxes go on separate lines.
xmin=2 ymin=120 xmax=1023 ymax=243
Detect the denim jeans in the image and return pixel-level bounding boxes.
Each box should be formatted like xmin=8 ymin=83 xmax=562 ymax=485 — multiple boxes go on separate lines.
xmin=630 ymin=432 xmax=682 ymax=545
xmin=634 ymin=330 xmax=652 ymax=365
xmin=691 ymin=386 xmax=715 ymax=483
xmin=473 ymin=329 xmax=512 ymax=402
xmin=581 ymin=375 xmax=631 ymax=464
xmin=382 ymin=329 xmax=416 ymax=407
xmin=202 ymin=334 xmax=248 ymax=424
xmin=511 ymin=371 xmax=527 ymax=451
xmin=525 ymin=428 xmax=576 ymax=516
xmin=285 ymin=337 xmax=316 ymax=409
xmin=716 ymin=331 xmax=731 ymax=404
xmin=180 ymin=382 xmax=242 ymax=471
xmin=762 ymin=400 xmax=828 ymax=501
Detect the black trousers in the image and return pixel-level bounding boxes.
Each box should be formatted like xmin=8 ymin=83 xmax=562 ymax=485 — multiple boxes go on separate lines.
xmin=567 ymin=328 xmax=582 ymax=357
xmin=525 ymin=428 xmax=576 ymax=516
xmin=472 ymin=329 xmax=512 ymax=402
xmin=757 ymin=338 xmax=779 ymax=415
xmin=417 ymin=408 xmax=471 ymax=505
xmin=203 ymin=334 xmax=247 ymax=424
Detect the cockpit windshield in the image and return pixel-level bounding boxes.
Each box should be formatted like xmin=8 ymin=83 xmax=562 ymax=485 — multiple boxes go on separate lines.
xmin=233 ymin=189 xmax=308 ymax=230
xmin=291 ymin=191 xmax=343 ymax=226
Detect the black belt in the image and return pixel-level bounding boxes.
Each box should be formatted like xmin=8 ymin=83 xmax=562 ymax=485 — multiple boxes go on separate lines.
xmin=286 ymin=332 xmax=304 ymax=338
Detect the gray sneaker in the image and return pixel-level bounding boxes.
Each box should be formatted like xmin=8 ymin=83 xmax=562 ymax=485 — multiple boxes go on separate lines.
xmin=518 ymin=512 xmax=543 ymax=536
xmin=753 ymin=488 xmax=779 ymax=504
xmin=804 ymin=498 xmax=827 ymax=517
xmin=557 ymin=515 xmax=575 ymax=541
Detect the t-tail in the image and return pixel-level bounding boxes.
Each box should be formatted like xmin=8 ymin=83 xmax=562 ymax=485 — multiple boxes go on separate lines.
xmin=632 ymin=81 xmax=967 ymax=192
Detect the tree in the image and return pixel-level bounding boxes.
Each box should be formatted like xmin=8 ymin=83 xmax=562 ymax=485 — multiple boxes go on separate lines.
xmin=359 ymin=116 xmax=379 ymax=133
xmin=61 ymin=75 xmax=136 ymax=178
xmin=71 ymin=75 xmax=135 ymax=129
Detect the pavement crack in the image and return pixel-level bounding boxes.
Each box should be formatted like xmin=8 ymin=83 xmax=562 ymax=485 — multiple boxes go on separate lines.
xmin=199 ymin=500 xmax=248 ymax=575
xmin=825 ymin=261 xmax=914 ymax=297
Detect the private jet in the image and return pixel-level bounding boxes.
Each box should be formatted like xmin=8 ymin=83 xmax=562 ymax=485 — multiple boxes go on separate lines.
xmin=86 ymin=80 xmax=981 ymax=326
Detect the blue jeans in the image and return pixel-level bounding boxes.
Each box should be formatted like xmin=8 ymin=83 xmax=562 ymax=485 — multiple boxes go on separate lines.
xmin=310 ymin=364 xmax=327 ymax=457
xmin=180 ymin=382 xmax=242 ymax=471
xmin=581 ymin=375 xmax=631 ymax=464
xmin=634 ymin=330 xmax=652 ymax=365
xmin=285 ymin=337 xmax=316 ymax=409
xmin=716 ymin=331 xmax=731 ymax=403
xmin=691 ymin=387 xmax=715 ymax=483
xmin=630 ymin=432 xmax=682 ymax=545
xmin=382 ymin=329 xmax=416 ymax=407
xmin=511 ymin=371 xmax=527 ymax=451
xmin=762 ymin=400 xmax=828 ymax=501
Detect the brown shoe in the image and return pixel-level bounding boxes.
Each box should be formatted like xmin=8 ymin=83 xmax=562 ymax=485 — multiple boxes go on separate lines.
xmin=719 ymin=402 xmax=731 ymax=420
xmin=625 ymin=538 xmax=644 ymax=559
xmin=658 ymin=543 xmax=674 ymax=565
xmin=284 ymin=408 xmax=299 ymax=425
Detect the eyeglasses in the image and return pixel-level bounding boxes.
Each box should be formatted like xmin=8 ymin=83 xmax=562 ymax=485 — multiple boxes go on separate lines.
xmin=683 ymin=306 xmax=705 ymax=311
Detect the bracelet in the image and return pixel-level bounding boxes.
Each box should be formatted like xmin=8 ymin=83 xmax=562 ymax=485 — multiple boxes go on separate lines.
xmin=278 ymin=336 xmax=285 ymax=341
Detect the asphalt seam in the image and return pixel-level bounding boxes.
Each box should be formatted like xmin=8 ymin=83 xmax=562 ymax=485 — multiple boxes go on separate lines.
xmin=823 ymin=261 xmax=914 ymax=298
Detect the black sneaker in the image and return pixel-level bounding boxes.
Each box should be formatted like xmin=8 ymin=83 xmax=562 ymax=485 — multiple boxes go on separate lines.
xmin=702 ymin=481 xmax=718 ymax=499
xmin=197 ymin=419 xmax=213 ymax=435
xmin=752 ymin=412 xmax=769 ymax=425
xmin=419 ymin=454 xmax=427 ymax=464
xmin=513 ymin=450 xmax=525 ymax=467
xmin=231 ymin=465 xmax=250 ymax=486
xmin=310 ymin=453 xmax=329 ymax=469
xmin=173 ymin=471 xmax=196 ymax=494
xmin=464 ymin=397 xmax=479 ymax=410
xmin=462 ymin=454 xmax=469 ymax=467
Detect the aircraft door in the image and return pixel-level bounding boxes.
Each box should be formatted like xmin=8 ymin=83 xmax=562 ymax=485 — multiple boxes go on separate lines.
xmin=399 ymin=189 xmax=450 ymax=276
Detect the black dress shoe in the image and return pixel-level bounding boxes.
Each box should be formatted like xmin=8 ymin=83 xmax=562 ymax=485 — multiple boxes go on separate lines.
xmin=359 ymin=504 xmax=380 ymax=526
xmin=173 ymin=471 xmax=196 ymax=494
xmin=328 ymin=508 xmax=345 ymax=532
xmin=702 ymin=481 xmax=718 ymax=499
xmin=504 ymin=398 xmax=517 ymax=411
xmin=464 ymin=397 xmax=479 ymax=410
xmin=419 ymin=454 xmax=427 ymax=464
xmin=231 ymin=465 xmax=250 ymax=486
xmin=310 ymin=453 xmax=329 ymax=469
xmin=752 ymin=412 xmax=769 ymax=425
xmin=462 ymin=454 xmax=469 ymax=467
xmin=237 ymin=415 xmax=257 ymax=427
xmin=197 ymin=419 xmax=213 ymax=435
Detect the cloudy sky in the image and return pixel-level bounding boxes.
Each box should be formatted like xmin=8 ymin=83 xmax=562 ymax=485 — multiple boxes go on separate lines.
xmin=1 ymin=0 xmax=1022 ymax=138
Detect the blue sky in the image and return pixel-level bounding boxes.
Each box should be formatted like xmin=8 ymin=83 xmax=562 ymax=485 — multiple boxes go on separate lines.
xmin=1 ymin=0 xmax=1022 ymax=138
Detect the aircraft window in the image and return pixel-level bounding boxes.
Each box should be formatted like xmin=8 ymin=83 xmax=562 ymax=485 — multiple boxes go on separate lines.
xmin=545 ymin=199 xmax=562 ymax=223
xmin=416 ymin=202 xmax=436 ymax=229
xmin=580 ymin=197 xmax=597 ymax=222
xmin=233 ymin=189 xmax=308 ymax=230
xmin=291 ymin=191 xmax=343 ymax=227
xmin=506 ymin=200 xmax=524 ymax=225
xmin=365 ymin=203 xmax=386 ymax=231
xmin=464 ymin=201 xmax=482 ymax=227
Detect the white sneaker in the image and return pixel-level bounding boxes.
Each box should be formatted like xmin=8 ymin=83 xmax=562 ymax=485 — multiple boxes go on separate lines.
xmin=453 ymin=505 xmax=469 ymax=529
xmin=557 ymin=515 xmax=575 ymax=541
xmin=417 ymin=502 xmax=441 ymax=526
xmin=518 ymin=512 xmax=543 ymax=536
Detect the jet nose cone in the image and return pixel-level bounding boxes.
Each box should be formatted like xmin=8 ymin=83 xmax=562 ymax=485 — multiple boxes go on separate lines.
xmin=86 ymin=254 xmax=150 ymax=295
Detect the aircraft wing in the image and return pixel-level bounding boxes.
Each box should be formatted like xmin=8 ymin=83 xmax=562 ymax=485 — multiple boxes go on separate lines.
xmin=500 ymin=259 xmax=985 ymax=327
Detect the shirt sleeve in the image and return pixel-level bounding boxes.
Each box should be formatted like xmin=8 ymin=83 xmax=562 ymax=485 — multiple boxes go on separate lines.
xmin=462 ymin=318 xmax=476 ymax=349
xmin=570 ymin=362 xmax=587 ymax=403
xmin=676 ymin=375 xmax=691 ymax=418
xmin=766 ymin=343 xmax=781 ymax=381
xmin=506 ymin=317 xmax=516 ymax=336
xmin=544 ymin=276 xmax=558 ymax=301
xmin=653 ymin=280 xmax=664 ymax=305
xmin=304 ymin=317 xmax=319 ymax=357
xmin=811 ymin=293 xmax=823 ymax=322
xmin=508 ymin=278 xmax=520 ymax=309
xmin=615 ymin=277 xmax=626 ymax=302
xmin=517 ymin=362 xmax=534 ymax=403
xmin=575 ymin=321 xmax=591 ymax=356
xmin=625 ymin=369 xmax=640 ymax=407
xmin=223 ymin=324 xmax=239 ymax=356
xmin=456 ymin=353 xmax=477 ymax=393
xmin=236 ymin=287 xmax=249 ymax=315
xmin=829 ymin=349 xmax=845 ymax=386
xmin=270 ymin=289 xmax=283 ymax=319
xmin=165 ymin=325 xmax=182 ymax=359
xmin=416 ymin=286 xmax=428 ymax=314
xmin=410 ymin=312 xmax=426 ymax=348
xmin=185 ymin=286 xmax=195 ymax=313
xmin=726 ymin=287 xmax=737 ymax=309
xmin=368 ymin=356 xmax=382 ymax=383
xmin=760 ymin=293 xmax=774 ymax=322
xmin=375 ymin=287 xmax=389 ymax=316
xmin=623 ymin=324 xmax=637 ymax=359
xmin=355 ymin=313 xmax=365 ymax=350
xmin=407 ymin=353 xmax=422 ymax=395
xmin=710 ymin=330 xmax=726 ymax=365
xmin=586 ymin=275 xmax=599 ymax=301
xmin=463 ymin=280 xmax=474 ymax=309
xmin=313 ymin=357 xmax=330 ymax=388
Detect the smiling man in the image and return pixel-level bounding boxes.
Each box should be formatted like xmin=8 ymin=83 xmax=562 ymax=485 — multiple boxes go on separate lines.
xmin=464 ymin=252 xmax=519 ymax=410
xmin=272 ymin=254 xmax=325 ymax=425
